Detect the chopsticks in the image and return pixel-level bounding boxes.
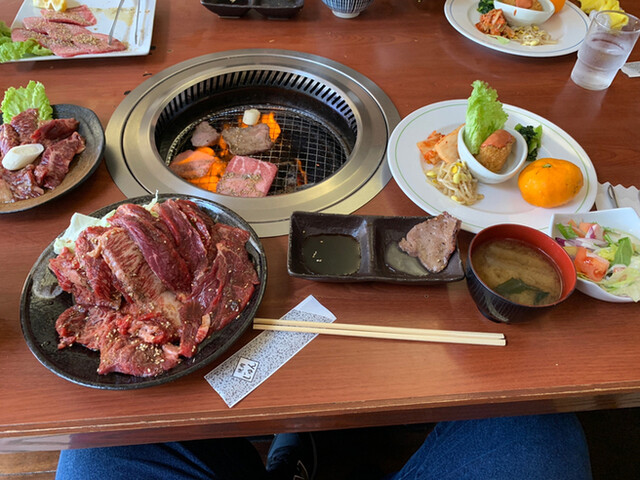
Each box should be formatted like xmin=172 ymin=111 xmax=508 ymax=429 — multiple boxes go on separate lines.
xmin=253 ymin=318 xmax=506 ymax=347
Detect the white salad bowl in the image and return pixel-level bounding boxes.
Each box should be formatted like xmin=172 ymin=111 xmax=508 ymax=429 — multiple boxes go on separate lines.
xmin=549 ymin=208 xmax=640 ymax=303
xmin=493 ymin=0 xmax=555 ymax=27
xmin=457 ymin=126 xmax=527 ymax=184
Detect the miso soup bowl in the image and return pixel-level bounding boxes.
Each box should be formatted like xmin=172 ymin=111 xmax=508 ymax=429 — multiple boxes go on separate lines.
xmin=465 ymin=224 xmax=576 ymax=324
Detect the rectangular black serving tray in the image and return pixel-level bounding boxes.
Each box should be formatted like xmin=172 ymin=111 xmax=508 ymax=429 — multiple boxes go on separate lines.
xmin=288 ymin=211 xmax=465 ymax=284
xmin=201 ymin=0 xmax=304 ymax=19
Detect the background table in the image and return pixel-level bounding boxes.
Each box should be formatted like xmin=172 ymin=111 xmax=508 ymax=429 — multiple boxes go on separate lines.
xmin=1 ymin=0 xmax=639 ymax=452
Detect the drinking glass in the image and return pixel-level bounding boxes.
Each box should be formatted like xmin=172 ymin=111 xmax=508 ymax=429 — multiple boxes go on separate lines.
xmin=571 ymin=10 xmax=640 ymax=91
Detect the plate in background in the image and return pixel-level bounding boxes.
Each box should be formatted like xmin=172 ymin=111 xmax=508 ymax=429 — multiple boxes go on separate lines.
xmin=0 ymin=104 xmax=105 ymax=214
xmin=444 ymin=0 xmax=589 ymax=57
xmin=9 ymin=0 xmax=156 ymax=62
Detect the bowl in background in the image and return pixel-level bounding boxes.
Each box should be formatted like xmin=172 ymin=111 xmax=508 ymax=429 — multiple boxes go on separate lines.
xmin=549 ymin=208 xmax=640 ymax=303
xmin=321 ymin=0 xmax=374 ymax=18
xmin=493 ymin=0 xmax=555 ymax=27
xmin=466 ymin=223 xmax=576 ymax=323
xmin=457 ymin=126 xmax=527 ymax=184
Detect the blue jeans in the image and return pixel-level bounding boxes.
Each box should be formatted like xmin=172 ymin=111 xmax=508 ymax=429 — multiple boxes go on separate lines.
xmin=57 ymin=413 xmax=592 ymax=480
xmin=389 ymin=413 xmax=592 ymax=480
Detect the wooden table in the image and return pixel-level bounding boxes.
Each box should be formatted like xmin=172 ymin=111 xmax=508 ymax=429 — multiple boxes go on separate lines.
xmin=1 ymin=0 xmax=639 ymax=452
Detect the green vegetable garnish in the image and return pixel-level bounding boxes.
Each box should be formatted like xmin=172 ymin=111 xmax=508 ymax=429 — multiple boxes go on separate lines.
xmin=556 ymin=223 xmax=578 ymax=239
xmin=613 ymin=237 xmax=633 ymax=266
xmin=477 ymin=0 xmax=495 ymax=14
xmin=463 ymin=80 xmax=508 ymax=155
xmin=0 ymin=21 xmax=10 ymax=38
xmin=515 ymin=124 xmax=543 ymax=161
xmin=494 ymin=277 xmax=549 ymax=305
xmin=0 ymin=20 xmax=52 ymax=63
xmin=1 ymin=80 xmax=53 ymax=124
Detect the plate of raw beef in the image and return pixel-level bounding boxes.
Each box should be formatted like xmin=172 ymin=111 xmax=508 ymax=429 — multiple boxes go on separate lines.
xmin=9 ymin=0 xmax=156 ymax=61
xmin=0 ymin=104 xmax=105 ymax=213
xmin=19 ymin=194 xmax=267 ymax=389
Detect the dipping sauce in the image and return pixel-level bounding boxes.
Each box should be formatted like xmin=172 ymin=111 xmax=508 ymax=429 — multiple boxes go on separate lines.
xmin=384 ymin=243 xmax=430 ymax=276
xmin=471 ymin=238 xmax=562 ymax=306
xmin=302 ymin=234 xmax=361 ymax=275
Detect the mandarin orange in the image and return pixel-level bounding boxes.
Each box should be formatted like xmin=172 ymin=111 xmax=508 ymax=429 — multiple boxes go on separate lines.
xmin=549 ymin=0 xmax=566 ymax=13
xmin=517 ymin=158 xmax=584 ymax=208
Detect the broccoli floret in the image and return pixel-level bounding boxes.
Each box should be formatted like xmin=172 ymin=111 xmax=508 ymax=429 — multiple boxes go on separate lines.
xmin=477 ymin=0 xmax=495 ymax=14
xmin=515 ymin=124 xmax=543 ymax=162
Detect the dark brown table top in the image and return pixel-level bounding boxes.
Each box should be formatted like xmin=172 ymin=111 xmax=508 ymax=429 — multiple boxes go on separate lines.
xmin=1 ymin=0 xmax=639 ymax=452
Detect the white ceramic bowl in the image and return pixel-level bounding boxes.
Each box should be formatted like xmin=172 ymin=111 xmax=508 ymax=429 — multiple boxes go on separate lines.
xmin=457 ymin=126 xmax=527 ymax=184
xmin=493 ymin=0 xmax=555 ymax=27
xmin=549 ymin=208 xmax=640 ymax=303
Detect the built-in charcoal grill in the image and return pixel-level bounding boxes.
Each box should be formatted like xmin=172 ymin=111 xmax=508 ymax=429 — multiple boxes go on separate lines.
xmin=105 ymin=49 xmax=399 ymax=237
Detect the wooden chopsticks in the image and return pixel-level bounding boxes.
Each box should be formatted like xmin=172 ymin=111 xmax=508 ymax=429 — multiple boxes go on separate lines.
xmin=253 ymin=318 xmax=506 ymax=347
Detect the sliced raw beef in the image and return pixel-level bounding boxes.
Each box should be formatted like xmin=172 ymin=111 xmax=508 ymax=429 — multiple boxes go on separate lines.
xmin=152 ymin=199 xmax=210 ymax=281
xmin=49 ymin=247 xmax=97 ymax=306
xmin=191 ymin=121 xmax=220 ymax=147
xmin=10 ymin=109 xmax=40 ymax=144
xmin=55 ymin=305 xmax=116 ymax=350
xmin=210 ymin=222 xmax=251 ymax=251
xmin=40 ymin=5 xmax=97 ymax=26
xmin=169 ymin=149 xmax=216 ymax=179
xmin=98 ymin=332 xmax=181 ymax=377
xmin=174 ymin=199 xmax=218 ymax=261
xmin=222 ymin=123 xmax=273 ymax=155
xmin=31 ymin=117 xmax=79 ymax=147
xmin=216 ymin=155 xmax=278 ymax=198
xmin=19 ymin=17 xmax=126 ymax=57
xmin=1 ymin=165 xmax=44 ymax=200
xmin=74 ymin=226 xmax=122 ymax=309
xmin=34 ymin=131 xmax=85 ymax=189
xmin=108 ymin=204 xmax=192 ymax=294
xmin=11 ymin=27 xmax=85 ymax=58
xmin=206 ymin=243 xmax=259 ymax=330
xmin=0 ymin=124 xmax=20 ymax=156
xmin=98 ymin=227 xmax=166 ymax=304
xmin=0 ymin=177 xmax=13 ymax=203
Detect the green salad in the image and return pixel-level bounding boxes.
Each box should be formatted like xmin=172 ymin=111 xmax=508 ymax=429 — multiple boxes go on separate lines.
xmin=555 ymin=219 xmax=640 ymax=302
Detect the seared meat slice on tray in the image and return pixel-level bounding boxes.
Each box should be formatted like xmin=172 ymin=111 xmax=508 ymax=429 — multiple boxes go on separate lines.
xmin=191 ymin=121 xmax=220 ymax=148
xmin=222 ymin=123 xmax=273 ymax=155
xmin=399 ymin=212 xmax=461 ymax=273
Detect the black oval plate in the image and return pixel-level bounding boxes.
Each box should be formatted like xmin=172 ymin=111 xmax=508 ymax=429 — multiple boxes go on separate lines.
xmin=20 ymin=194 xmax=267 ymax=389
xmin=0 ymin=104 xmax=105 ymax=214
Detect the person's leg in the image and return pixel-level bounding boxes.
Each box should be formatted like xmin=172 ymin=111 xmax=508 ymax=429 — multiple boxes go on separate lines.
xmin=56 ymin=438 xmax=268 ymax=480
xmin=390 ymin=413 xmax=592 ymax=480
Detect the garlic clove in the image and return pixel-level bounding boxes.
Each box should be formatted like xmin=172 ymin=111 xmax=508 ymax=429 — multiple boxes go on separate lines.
xmin=2 ymin=143 xmax=45 ymax=171
xmin=242 ymin=109 xmax=261 ymax=126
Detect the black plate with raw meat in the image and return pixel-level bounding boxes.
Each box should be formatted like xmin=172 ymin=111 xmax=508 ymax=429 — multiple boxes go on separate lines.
xmin=19 ymin=194 xmax=267 ymax=389
xmin=0 ymin=104 xmax=104 ymax=214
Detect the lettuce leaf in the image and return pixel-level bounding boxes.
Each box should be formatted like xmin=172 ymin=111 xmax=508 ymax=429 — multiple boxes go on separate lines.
xmin=463 ymin=80 xmax=508 ymax=155
xmin=0 ymin=21 xmax=10 ymax=38
xmin=0 ymin=20 xmax=52 ymax=64
xmin=600 ymin=265 xmax=640 ymax=302
xmin=1 ymin=80 xmax=53 ymax=124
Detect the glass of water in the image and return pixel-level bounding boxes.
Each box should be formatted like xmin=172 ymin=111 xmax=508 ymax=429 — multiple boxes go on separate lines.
xmin=571 ymin=10 xmax=640 ymax=91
